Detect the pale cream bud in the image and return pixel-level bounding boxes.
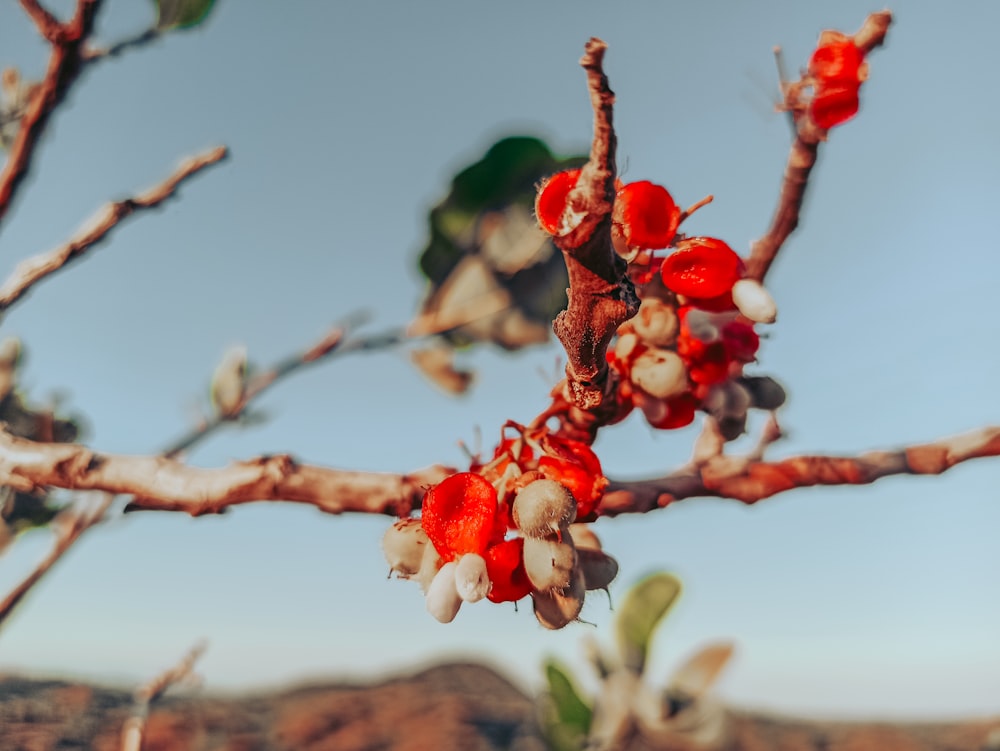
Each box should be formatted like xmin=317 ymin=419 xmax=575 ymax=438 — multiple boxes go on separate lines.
xmin=732 ymin=279 xmax=777 ymax=323
xmin=632 ymin=298 xmax=679 ymax=348
xmin=523 ymin=536 xmax=578 ymax=592
xmin=454 ymin=553 xmax=490 ymax=603
xmin=382 ymin=518 xmax=430 ymax=579
xmin=631 ymin=348 xmax=688 ymax=400
xmin=425 ymin=562 xmax=462 ymax=623
xmin=531 ymin=566 xmax=586 ymax=630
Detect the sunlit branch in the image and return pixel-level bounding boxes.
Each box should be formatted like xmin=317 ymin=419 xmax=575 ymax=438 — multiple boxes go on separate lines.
xmin=600 ymin=425 xmax=999 ymax=515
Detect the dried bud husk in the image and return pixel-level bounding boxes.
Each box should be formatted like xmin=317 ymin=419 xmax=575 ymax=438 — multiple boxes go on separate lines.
xmin=578 ymin=548 xmax=619 ymax=591
xmin=425 ymin=561 xmax=463 ymax=623
xmin=382 ymin=518 xmax=430 ymax=578
xmin=737 ymin=375 xmax=787 ymax=410
xmin=702 ymin=382 xmax=751 ymax=420
xmin=523 ymin=535 xmax=578 ymax=592
xmin=731 ymin=278 xmax=777 ymax=323
xmin=531 ymin=565 xmax=586 ymax=630
xmin=568 ymin=523 xmax=602 ymax=550
xmin=631 ymin=348 xmax=688 ymax=400
xmin=512 ymin=479 xmax=576 ymax=539
xmin=632 ymin=298 xmax=679 ymax=348
xmin=454 ymin=552 xmax=490 ymax=603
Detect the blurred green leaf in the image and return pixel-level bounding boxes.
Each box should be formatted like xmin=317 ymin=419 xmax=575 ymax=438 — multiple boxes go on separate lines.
xmin=413 ymin=135 xmax=585 ymax=363
xmin=540 ymin=660 xmax=592 ymax=751
xmin=615 ymin=572 xmax=682 ymax=675
xmin=153 ymin=0 xmax=217 ymax=31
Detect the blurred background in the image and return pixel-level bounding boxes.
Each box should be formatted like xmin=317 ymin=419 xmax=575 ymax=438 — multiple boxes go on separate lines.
xmin=0 ymin=0 xmax=998 ymax=719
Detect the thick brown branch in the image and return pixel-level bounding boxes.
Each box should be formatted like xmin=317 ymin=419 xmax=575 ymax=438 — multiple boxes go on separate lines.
xmin=600 ymin=425 xmax=1000 ymax=515
xmin=552 ymin=38 xmax=639 ymax=413
xmin=744 ymin=11 xmax=893 ymax=282
xmin=0 ymin=430 xmax=452 ymax=518
xmin=0 ymin=0 xmax=103 ymax=229
xmin=0 ymin=146 xmax=228 ymax=313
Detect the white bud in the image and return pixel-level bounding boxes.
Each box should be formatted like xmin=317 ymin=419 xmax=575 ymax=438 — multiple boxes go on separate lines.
xmin=578 ymin=548 xmax=619 ymax=591
xmin=631 ymin=348 xmax=688 ymax=400
xmin=414 ymin=543 xmax=442 ymax=593
xmin=531 ymin=565 xmax=586 ymax=630
xmin=523 ymin=536 xmax=577 ymax=592
xmin=613 ymin=332 xmax=640 ymax=362
xmin=425 ymin=562 xmax=462 ymax=623
xmin=210 ymin=344 xmax=248 ymax=419
xmin=732 ymin=279 xmax=777 ymax=323
xmin=454 ymin=553 xmax=490 ymax=603
xmin=632 ymin=298 xmax=679 ymax=348
xmin=382 ymin=518 xmax=430 ymax=579
xmin=512 ymin=479 xmax=576 ymax=538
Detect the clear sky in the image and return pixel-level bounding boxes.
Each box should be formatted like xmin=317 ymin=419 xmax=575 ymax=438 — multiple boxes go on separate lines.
xmin=1 ymin=0 xmax=998 ymax=720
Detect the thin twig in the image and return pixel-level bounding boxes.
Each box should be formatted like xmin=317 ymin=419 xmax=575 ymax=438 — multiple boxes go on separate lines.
xmin=120 ymin=642 xmax=206 ymax=751
xmin=0 ymin=147 xmax=228 ymax=313
xmin=744 ymin=11 xmax=892 ymax=282
xmin=1 ymin=0 xmax=103 ymax=229
xmin=0 ymin=493 xmax=111 ymax=626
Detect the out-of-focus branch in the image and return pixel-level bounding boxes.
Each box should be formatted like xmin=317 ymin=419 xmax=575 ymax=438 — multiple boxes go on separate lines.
xmin=0 ymin=0 xmax=103 ymax=228
xmin=0 ymin=146 xmax=228 ymax=313
xmin=0 ymin=493 xmax=111 ymax=626
xmin=600 ymin=425 xmax=1000 ymax=515
xmin=0 ymin=429 xmax=452 ymax=517
xmin=84 ymin=28 xmax=161 ymax=62
xmin=551 ymin=38 xmax=639 ymax=414
xmin=120 ymin=642 xmax=205 ymax=751
xmin=744 ymin=10 xmax=892 ymax=282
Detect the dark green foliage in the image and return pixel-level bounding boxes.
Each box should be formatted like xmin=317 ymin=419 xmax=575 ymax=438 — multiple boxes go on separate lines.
xmin=614 ymin=572 xmax=682 ymax=675
xmin=539 ymin=660 xmax=592 ymax=751
xmin=153 ymin=0 xmax=217 ymax=31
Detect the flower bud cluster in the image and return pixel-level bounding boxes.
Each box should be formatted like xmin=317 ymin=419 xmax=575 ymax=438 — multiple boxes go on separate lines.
xmin=383 ymin=428 xmax=618 ymax=627
xmin=536 ymin=170 xmax=785 ymax=437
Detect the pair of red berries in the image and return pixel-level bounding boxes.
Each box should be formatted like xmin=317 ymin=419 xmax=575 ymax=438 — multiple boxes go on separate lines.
xmin=808 ymin=31 xmax=868 ymax=130
xmin=536 ymin=172 xmax=744 ymax=302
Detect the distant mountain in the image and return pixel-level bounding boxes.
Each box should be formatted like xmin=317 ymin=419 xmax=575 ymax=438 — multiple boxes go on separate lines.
xmin=0 ymin=662 xmax=545 ymax=750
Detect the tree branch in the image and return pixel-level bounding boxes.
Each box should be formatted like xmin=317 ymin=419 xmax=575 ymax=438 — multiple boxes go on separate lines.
xmin=0 ymin=0 xmax=103 ymax=229
xmin=600 ymin=425 xmax=1000 ymax=515
xmin=551 ymin=38 xmax=639 ymax=414
xmin=744 ymin=11 xmax=892 ymax=282
xmin=0 ymin=146 xmax=228 ymax=313
xmin=0 ymin=429 xmax=452 ymax=517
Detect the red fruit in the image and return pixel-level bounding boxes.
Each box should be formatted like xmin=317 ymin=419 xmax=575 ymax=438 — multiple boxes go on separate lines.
xmin=647 ymin=392 xmax=698 ymax=430
xmin=722 ymin=320 xmax=760 ymax=363
xmin=810 ymin=85 xmax=860 ymax=130
xmin=661 ymin=238 xmax=743 ymax=299
xmin=687 ymin=341 xmax=731 ymax=386
xmin=537 ymin=436 xmax=608 ymax=518
xmin=809 ymin=33 xmax=865 ymax=86
xmin=484 ymin=538 xmax=532 ymax=603
xmin=535 ymin=169 xmax=581 ymax=235
xmin=421 ymin=472 xmax=498 ymax=562
xmin=613 ymin=181 xmax=681 ymax=250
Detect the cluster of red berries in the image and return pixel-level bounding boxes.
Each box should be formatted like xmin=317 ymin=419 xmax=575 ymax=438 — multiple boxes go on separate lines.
xmin=383 ymin=426 xmax=618 ymax=628
xmin=537 ymin=172 xmax=780 ymax=436
xmin=807 ymin=30 xmax=868 ymax=130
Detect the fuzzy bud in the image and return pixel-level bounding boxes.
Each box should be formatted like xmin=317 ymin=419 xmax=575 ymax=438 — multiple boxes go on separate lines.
xmin=523 ymin=536 xmax=578 ymax=592
xmin=737 ymin=375 xmax=787 ymax=410
xmin=425 ymin=561 xmax=462 ymax=623
xmin=382 ymin=518 xmax=430 ymax=579
xmin=631 ymin=349 xmax=688 ymax=400
xmin=531 ymin=565 xmax=586 ymax=630
xmin=454 ymin=553 xmax=491 ymax=603
xmin=512 ymin=479 xmax=576 ymax=539
xmin=632 ymin=298 xmax=679 ymax=348
xmin=731 ymin=279 xmax=777 ymax=323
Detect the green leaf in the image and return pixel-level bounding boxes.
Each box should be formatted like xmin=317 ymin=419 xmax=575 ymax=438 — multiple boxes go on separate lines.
xmin=539 ymin=660 xmax=592 ymax=751
xmin=614 ymin=572 xmax=683 ymax=675
xmin=153 ymin=0 xmax=217 ymax=31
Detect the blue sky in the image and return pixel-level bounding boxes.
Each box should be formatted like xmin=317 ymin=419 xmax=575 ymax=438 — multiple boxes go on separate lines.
xmin=1 ymin=0 xmax=998 ymax=719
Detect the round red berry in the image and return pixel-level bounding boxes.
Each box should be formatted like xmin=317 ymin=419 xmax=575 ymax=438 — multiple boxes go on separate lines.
xmin=613 ymin=181 xmax=681 ymax=250
xmin=535 ymin=168 xmax=581 ymax=235
xmin=660 ymin=238 xmax=743 ymax=299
